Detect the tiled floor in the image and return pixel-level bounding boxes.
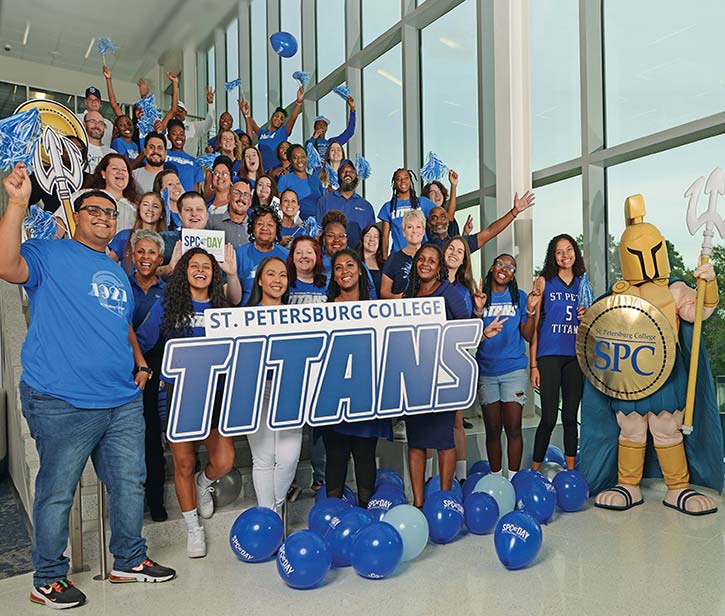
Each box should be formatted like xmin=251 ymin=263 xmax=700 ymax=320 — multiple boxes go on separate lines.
xmin=1 ymin=479 xmax=723 ymax=616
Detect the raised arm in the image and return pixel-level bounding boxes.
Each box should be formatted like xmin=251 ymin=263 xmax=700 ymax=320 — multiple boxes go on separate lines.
xmin=474 ymin=190 xmax=535 ymax=249
xmin=0 ymin=164 xmax=32 ymax=284
xmin=529 ymin=276 xmax=545 ymax=388
xmin=240 ymin=99 xmax=259 ymax=139
xmin=285 ymin=87 xmax=305 ymax=135
xmin=157 ymin=73 xmax=179 ymax=132
xmin=103 ymin=65 xmax=124 ymax=118
xmin=330 ymin=97 xmax=357 ymax=145
xmin=446 ymin=170 xmax=458 ymax=222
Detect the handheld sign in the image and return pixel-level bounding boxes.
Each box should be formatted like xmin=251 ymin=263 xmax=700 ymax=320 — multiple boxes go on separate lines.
xmin=181 ymin=229 xmax=226 ymax=262
xmin=162 ymin=298 xmax=482 ymax=442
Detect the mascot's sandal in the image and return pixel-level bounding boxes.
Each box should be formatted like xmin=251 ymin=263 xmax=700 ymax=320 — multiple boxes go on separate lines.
xmin=663 ymin=488 xmax=718 ymax=517
xmin=594 ymin=485 xmax=643 ymax=511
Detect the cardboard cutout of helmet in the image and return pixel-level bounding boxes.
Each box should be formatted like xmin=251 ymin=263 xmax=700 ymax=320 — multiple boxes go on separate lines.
xmin=619 ymin=194 xmax=670 ymax=283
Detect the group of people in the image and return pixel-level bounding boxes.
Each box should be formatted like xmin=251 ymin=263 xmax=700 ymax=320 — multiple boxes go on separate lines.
xmin=5 ymin=72 xmax=592 ymax=611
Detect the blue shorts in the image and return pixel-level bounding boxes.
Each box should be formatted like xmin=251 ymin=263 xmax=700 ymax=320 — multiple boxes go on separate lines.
xmin=478 ymin=369 xmax=528 ymax=406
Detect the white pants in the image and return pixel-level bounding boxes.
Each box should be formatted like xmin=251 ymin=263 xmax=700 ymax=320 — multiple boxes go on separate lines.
xmin=246 ymin=382 xmax=303 ymax=511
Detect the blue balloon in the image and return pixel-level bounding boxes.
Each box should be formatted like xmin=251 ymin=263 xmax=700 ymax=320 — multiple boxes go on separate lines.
xmin=552 ymin=470 xmax=589 ymax=512
xmin=516 ymin=476 xmax=557 ymax=524
xmin=277 ymin=530 xmax=331 ymax=589
xmin=373 ymin=483 xmax=406 ymax=500
xmin=543 ymin=444 xmax=566 ymax=466
xmin=229 ymin=506 xmax=283 ymax=562
xmin=376 ymin=467 xmax=404 ymax=491
xmin=511 ymin=469 xmax=546 ymax=501
xmin=367 ymin=489 xmax=407 ymax=521
xmin=314 ymin=484 xmax=358 ymax=506
xmin=462 ymin=472 xmax=486 ymax=502
xmin=328 ymin=508 xmax=374 ymax=567
xmin=469 ymin=459 xmax=491 ymax=476
xmin=308 ymin=498 xmax=351 ymax=537
xmin=422 ymin=490 xmax=464 ymax=544
xmin=382 ymin=504 xmax=429 ymax=562
xmin=350 ymin=522 xmax=404 ymax=579
xmin=425 ymin=476 xmax=463 ymax=502
xmin=464 ymin=492 xmax=499 ymax=535
xmin=473 ymin=474 xmax=516 ymax=516
xmin=494 ymin=510 xmax=543 ymax=570
xmin=269 ymin=31 xmax=298 ymax=58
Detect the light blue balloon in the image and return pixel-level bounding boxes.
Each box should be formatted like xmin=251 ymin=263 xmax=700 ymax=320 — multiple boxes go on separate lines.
xmin=382 ymin=504 xmax=429 ymax=562
xmin=473 ymin=474 xmax=515 ymax=517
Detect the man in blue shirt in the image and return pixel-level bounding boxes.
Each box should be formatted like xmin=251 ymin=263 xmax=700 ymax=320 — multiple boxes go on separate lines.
xmin=304 ymin=96 xmax=357 ymax=158
xmin=0 ymin=164 xmax=175 ymax=610
xmin=315 ymin=159 xmax=374 ymax=249
xmin=165 ymin=119 xmax=204 ymax=192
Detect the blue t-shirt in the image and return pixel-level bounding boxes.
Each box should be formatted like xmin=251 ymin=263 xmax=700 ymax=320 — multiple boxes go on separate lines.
xmin=377 ymin=196 xmax=435 ymax=253
xmin=108 ymin=228 xmax=132 ymax=262
xmin=428 ymin=233 xmax=479 ymax=255
xmin=235 ymin=243 xmax=290 ymax=305
xmin=111 ymin=138 xmax=140 ymax=160
xmin=208 ymin=129 xmax=247 ymax=151
xmin=315 ymin=190 xmax=375 ymax=249
xmin=129 ymin=274 xmax=166 ymax=331
xmin=451 ymin=281 xmax=474 ymax=317
xmin=20 ymin=239 xmax=138 ymax=408
xmin=304 ymin=111 xmax=357 ymax=158
xmin=288 ymin=279 xmax=328 ymax=304
xmin=165 ymin=149 xmax=204 ymax=192
xmin=537 ymin=275 xmax=581 ymax=358
xmin=281 ymin=224 xmax=305 ymax=240
xmin=277 ymin=173 xmax=324 ymax=220
xmin=476 ymin=288 xmax=529 ymax=376
xmin=257 ymin=125 xmax=289 ymax=171
xmin=382 ymin=250 xmax=413 ymax=295
xmin=426 ymin=280 xmax=470 ymax=321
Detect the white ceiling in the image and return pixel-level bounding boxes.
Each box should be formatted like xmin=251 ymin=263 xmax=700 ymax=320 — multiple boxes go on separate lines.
xmin=0 ymin=0 xmax=240 ymax=82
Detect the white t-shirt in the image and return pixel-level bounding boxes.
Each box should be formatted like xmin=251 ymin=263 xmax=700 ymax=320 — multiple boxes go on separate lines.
xmin=75 ymin=112 xmax=114 ymax=147
xmin=86 ymin=143 xmax=112 ymax=174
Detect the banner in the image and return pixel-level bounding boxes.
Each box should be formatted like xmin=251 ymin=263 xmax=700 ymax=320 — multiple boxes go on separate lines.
xmin=162 ymin=298 xmax=482 ymax=442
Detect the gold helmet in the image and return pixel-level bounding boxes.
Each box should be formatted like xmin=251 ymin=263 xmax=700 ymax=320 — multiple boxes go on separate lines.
xmin=619 ymin=194 xmax=670 ymax=283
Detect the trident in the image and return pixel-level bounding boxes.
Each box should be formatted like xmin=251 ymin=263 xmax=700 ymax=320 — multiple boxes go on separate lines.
xmin=33 ymin=127 xmax=84 ymax=236
xmin=681 ymin=167 xmax=725 ymax=434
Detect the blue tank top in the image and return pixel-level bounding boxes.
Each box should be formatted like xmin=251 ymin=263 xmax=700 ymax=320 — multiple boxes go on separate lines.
xmin=537 ymin=274 xmax=581 ymax=358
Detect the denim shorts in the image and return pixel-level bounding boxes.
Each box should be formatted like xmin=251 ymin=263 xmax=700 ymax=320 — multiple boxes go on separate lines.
xmin=478 ymin=369 xmax=528 ymax=406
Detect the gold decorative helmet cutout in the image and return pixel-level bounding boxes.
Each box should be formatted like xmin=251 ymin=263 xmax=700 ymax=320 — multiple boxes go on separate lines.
xmin=619 ymin=194 xmax=671 ymax=283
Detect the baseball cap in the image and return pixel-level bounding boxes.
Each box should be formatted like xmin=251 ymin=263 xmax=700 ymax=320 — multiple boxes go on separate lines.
xmin=313 ymin=115 xmax=330 ymax=125
xmin=85 ymin=87 xmax=101 ymax=100
xmin=177 ymin=101 xmax=187 ymax=112
xmin=339 ymin=159 xmax=356 ymax=173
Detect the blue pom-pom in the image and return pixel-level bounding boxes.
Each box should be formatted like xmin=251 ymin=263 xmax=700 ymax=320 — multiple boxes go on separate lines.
xmin=306 ymin=142 xmax=322 ymax=174
xmin=135 ymin=95 xmax=160 ymax=137
xmin=97 ymin=37 xmax=119 ymax=57
xmin=354 ymin=153 xmax=371 ymax=181
xmin=292 ymin=71 xmax=311 ymax=88
xmin=420 ymin=151 xmax=447 ymax=185
xmin=333 ymin=84 xmax=350 ymax=100
xmin=24 ymin=205 xmax=58 ymax=240
xmin=302 ymin=216 xmax=322 ymax=238
xmin=196 ymin=153 xmax=217 ymax=171
xmin=325 ymin=163 xmax=339 ymax=189
xmin=225 ymin=78 xmax=241 ymax=92
xmin=578 ymin=272 xmax=594 ymax=310
xmin=0 ymin=108 xmax=42 ymax=173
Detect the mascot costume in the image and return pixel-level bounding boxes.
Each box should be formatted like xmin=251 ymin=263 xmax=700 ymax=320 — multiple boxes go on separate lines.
xmin=578 ymin=194 xmax=723 ymax=515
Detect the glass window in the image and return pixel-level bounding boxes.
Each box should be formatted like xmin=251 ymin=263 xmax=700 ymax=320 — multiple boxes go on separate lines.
xmin=607 ymin=135 xmax=725 ymax=385
xmin=280 ymin=0 xmax=302 ymax=106
xmin=317 ymin=90 xmax=350 ymax=156
xmin=362 ymin=0 xmax=401 ymax=47
xmin=532 ymin=176 xmax=583 ymax=274
xmin=530 ymin=0 xmax=581 ymax=170
xmin=251 ymin=0 xmax=268 ymax=121
xmin=207 ymin=46 xmax=216 ymax=95
xmin=454 ymin=205 xmax=482 ymax=281
xmin=421 ymin=0 xmax=478 ymax=195
xmin=363 ymin=44 xmax=403 ymax=208
xmin=316 ymin=0 xmax=345 ymax=79
xmin=226 ymin=18 xmax=240 ymax=123
xmin=604 ymin=0 xmax=725 ymax=145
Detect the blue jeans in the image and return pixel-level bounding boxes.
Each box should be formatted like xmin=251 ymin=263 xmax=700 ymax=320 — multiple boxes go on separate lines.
xmin=20 ymin=381 xmax=148 ymax=586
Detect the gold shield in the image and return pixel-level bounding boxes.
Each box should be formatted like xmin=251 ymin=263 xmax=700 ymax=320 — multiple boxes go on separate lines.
xmin=576 ymin=294 xmax=676 ymax=401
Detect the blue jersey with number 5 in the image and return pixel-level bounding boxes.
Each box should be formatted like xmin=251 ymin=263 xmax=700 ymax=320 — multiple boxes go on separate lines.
xmin=536 ymin=274 xmax=581 ymax=358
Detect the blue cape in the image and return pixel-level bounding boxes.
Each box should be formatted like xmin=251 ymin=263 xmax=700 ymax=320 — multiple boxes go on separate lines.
xmin=579 ymin=297 xmax=724 ymax=495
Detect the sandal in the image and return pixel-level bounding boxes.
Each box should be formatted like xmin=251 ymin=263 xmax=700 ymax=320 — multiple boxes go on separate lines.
xmin=663 ymin=488 xmax=718 ymax=517
xmin=593 ymin=485 xmax=643 ymax=511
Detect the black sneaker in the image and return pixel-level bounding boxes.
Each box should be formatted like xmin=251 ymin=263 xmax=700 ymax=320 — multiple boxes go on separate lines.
xmin=109 ymin=559 xmax=176 ymax=583
xmin=30 ymin=579 xmax=86 ymax=609
xmin=463 ymin=418 xmax=473 ymax=429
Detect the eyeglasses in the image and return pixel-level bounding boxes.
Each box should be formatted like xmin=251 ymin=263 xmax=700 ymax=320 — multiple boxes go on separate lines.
xmin=326 ymin=233 xmax=347 ymax=241
xmin=495 ymin=259 xmax=516 ymax=273
xmin=231 ymin=190 xmax=252 ymax=200
xmin=213 ymin=171 xmax=230 ymax=178
xmin=78 ymin=205 xmax=118 ymax=219
xmin=84 ymin=119 xmax=105 ymax=126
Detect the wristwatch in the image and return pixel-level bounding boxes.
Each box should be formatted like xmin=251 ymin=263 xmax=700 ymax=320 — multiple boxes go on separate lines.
xmin=136 ymin=366 xmax=154 ymax=379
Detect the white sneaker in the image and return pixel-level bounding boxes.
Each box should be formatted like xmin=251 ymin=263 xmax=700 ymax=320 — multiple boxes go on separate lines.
xmin=187 ymin=526 xmax=206 ymax=558
xmin=195 ymin=471 xmax=215 ymax=519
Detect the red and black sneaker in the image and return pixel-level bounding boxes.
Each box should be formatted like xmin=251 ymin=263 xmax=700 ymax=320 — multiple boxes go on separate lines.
xmin=109 ymin=559 xmax=176 ymax=583
xmin=30 ymin=579 xmax=86 ymax=610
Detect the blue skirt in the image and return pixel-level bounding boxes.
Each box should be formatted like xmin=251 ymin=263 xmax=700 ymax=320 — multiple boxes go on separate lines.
xmin=405 ymin=411 xmax=456 ymax=450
